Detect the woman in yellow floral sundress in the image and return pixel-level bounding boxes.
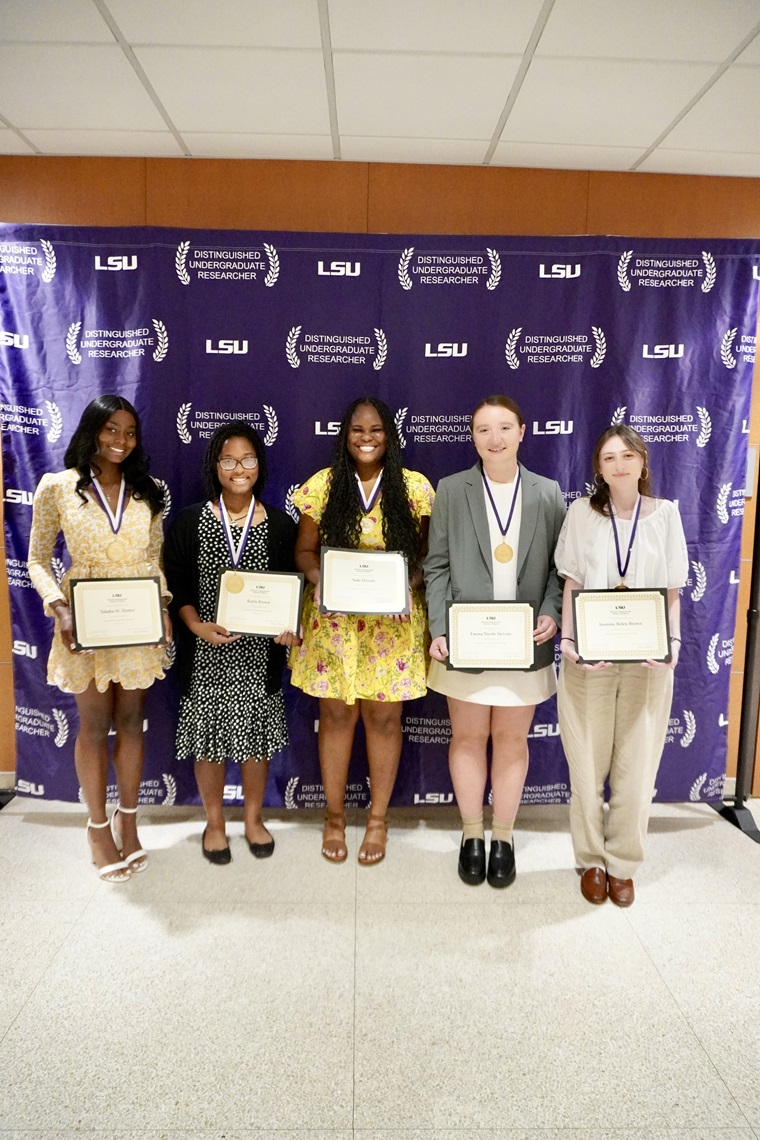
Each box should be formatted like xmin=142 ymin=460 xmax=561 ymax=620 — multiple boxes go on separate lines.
xmin=28 ymin=395 xmax=171 ymax=883
xmin=290 ymin=397 xmax=434 ymax=865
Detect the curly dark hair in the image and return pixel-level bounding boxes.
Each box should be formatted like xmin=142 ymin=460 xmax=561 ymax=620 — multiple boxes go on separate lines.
xmin=202 ymin=420 xmax=268 ymax=500
xmin=319 ymin=396 xmax=422 ymax=568
xmin=590 ymin=425 xmax=653 ymax=517
xmin=63 ymin=394 xmax=164 ymax=516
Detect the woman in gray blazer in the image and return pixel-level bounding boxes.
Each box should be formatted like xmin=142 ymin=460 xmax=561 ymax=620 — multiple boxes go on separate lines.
xmin=424 ymin=395 xmax=565 ymax=888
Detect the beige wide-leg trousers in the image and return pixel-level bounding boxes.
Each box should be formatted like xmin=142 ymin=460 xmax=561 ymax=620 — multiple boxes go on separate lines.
xmin=557 ymin=659 xmax=674 ymax=880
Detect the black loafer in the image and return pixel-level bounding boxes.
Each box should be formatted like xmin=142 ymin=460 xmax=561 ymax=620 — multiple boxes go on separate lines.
xmin=202 ymin=828 xmax=231 ymax=865
xmin=247 ymin=836 xmax=275 ymax=859
xmin=458 ymin=837 xmax=486 ymax=885
xmin=487 ymin=840 xmax=516 ymax=888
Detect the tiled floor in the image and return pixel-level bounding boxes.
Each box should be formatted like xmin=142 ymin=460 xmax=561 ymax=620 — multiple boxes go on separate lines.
xmin=1 ymin=796 xmax=759 ymax=1140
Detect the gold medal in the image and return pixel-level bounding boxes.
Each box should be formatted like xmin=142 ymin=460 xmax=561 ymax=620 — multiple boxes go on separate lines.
xmin=360 ymin=518 xmax=374 ymax=534
xmin=494 ymin=543 xmax=513 ymax=564
xmin=106 ymin=539 xmax=127 ymax=562
xmin=615 ymin=582 xmax=629 ymax=590
xmin=225 ymin=572 xmax=244 ymax=594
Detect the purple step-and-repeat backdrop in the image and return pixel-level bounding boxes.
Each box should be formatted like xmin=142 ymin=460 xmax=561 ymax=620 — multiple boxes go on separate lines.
xmin=1 ymin=224 xmax=758 ymax=808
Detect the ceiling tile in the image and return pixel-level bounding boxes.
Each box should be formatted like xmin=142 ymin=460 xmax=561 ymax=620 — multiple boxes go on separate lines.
xmin=638 ymin=147 xmax=760 ymax=178
xmin=502 ymin=58 xmax=715 ymax=147
xmin=334 ymin=53 xmax=520 ymax=138
xmin=107 ymin=0 xmax=321 ymax=48
xmin=22 ymin=129 xmax=184 ymax=157
xmin=0 ymin=128 xmax=35 ymax=154
xmin=537 ymin=0 xmax=760 ymax=62
xmin=329 ymin=0 xmax=547 ymax=53
xmin=135 ymin=47 xmax=330 ymax=134
xmin=665 ymin=67 xmax=760 ymax=152
xmin=341 ymin=136 xmax=488 ymax=164
xmin=491 ymin=139 xmax=640 ymax=171
xmin=183 ymin=133 xmax=334 ymax=159
xmin=736 ymin=35 xmax=760 ymax=64
xmin=0 ymin=46 xmax=167 ymax=130
xmin=0 ymin=0 xmax=113 ymax=43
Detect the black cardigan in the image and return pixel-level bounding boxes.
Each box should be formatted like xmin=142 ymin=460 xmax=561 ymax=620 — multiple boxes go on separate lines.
xmin=164 ymin=501 xmax=297 ymax=696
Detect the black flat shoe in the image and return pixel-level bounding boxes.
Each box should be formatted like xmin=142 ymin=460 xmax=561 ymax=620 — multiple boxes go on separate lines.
xmin=202 ymin=828 xmax=231 ymax=865
xmin=487 ymin=839 xmax=516 ymax=888
xmin=247 ymin=836 xmax=275 ymax=859
xmin=458 ymin=837 xmax=486 ymax=885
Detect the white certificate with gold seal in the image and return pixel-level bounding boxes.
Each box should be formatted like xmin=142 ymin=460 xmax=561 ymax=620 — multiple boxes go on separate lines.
xmin=319 ymin=547 xmax=409 ymax=615
xmin=446 ymin=601 xmax=536 ymax=670
xmin=215 ymin=569 xmax=304 ymax=637
xmin=573 ymin=588 xmax=671 ymax=663
xmin=69 ymin=576 xmax=165 ymax=650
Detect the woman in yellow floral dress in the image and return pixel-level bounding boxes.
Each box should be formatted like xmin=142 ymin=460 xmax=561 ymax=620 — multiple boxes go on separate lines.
xmin=290 ymin=397 xmax=434 ymax=865
xmin=28 ymin=395 xmax=171 ymax=882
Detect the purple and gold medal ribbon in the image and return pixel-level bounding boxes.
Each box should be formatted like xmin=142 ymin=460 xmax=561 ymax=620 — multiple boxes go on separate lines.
xmin=355 ymin=469 xmax=383 ymax=513
xmin=609 ymin=495 xmax=642 ymax=586
xmin=481 ymin=463 xmax=521 ymax=540
xmin=219 ymin=495 xmax=256 ymax=569
xmin=90 ymin=472 xmax=126 ymax=534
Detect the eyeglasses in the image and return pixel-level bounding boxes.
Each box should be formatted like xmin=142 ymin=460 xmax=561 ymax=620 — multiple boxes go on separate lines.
xmin=217 ymin=456 xmax=259 ymax=471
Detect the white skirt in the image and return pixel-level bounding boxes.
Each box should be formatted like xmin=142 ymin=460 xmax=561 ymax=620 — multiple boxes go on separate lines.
xmin=427 ymin=659 xmax=557 ymax=707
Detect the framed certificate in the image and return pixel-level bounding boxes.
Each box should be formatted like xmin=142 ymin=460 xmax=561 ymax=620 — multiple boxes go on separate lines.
xmin=69 ymin=576 xmax=165 ymax=650
xmin=446 ymin=601 xmax=536 ymax=671
xmin=572 ymin=588 xmax=671 ymax=664
xmin=215 ymin=569 xmax=304 ymax=637
xmin=320 ymin=547 xmax=409 ymax=615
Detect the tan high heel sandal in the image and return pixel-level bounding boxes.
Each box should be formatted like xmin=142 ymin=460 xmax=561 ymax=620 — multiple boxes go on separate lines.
xmin=321 ymin=811 xmax=347 ymax=863
xmin=358 ymin=813 xmax=387 ymax=866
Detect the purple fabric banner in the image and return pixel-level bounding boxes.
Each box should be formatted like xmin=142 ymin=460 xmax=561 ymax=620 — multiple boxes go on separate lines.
xmin=1 ymin=225 xmax=758 ymax=808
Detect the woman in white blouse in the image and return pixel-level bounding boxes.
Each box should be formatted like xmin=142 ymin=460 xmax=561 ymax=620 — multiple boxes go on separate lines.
xmin=555 ymin=426 xmax=688 ymax=907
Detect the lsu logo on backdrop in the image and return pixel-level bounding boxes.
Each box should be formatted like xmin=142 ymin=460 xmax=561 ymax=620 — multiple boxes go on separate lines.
xmin=12 ymin=640 xmax=38 ymax=659
xmin=15 ymin=706 xmax=69 ymax=748
xmin=0 ymin=329 xmax=30 ymax=349
xmin=314 ymin=421 xmax=340 ymax=435
xmin=642 ymin=343 xmax=684 ymax=359
xmin=424 ymin=342 xmax=467 ymax=357
xmin=16 ymin=779 xmax=45 ymax=796
xmin=532 ymin=420 xmax=573 ymax=436
xmin=317 ymin=260 xmax=360 ymax=276
xmin=413 ymin=792 xmax=454 ymax=804
xmin=4 ymin=488 xmax=34 ymax=506
xmin=176 ymin=401 xmax=278 ymax=446
xmin=175 ymin=239 xmax=278 ymax=285
xmin=538 ymin=263 xmax=581 ymax=279
xmin=94 ymin=254 xmax=137 ymax=271
xmin=617 ymin=250 xmax=715 ymax=291
xmin=205 ymin=339 xmax=248 ymax=354
xmin=528 ymin=722 xmax=560 ymax=738
xmin=753 ymin=266 xmax=760 ymax=280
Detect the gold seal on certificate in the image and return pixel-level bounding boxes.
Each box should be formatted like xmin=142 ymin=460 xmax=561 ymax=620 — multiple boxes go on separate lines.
xmin=69 ymin=576 xmax=165 ymax=650
xmin=572 ymin=588 xmax=671 ymax=663
xmin=215 ymin=569 xmax=304 ymax=637
xmin=319 ymin=547 xmax=409 ymax=615
xmin=446 ymin=601 xmax=535 ymax=670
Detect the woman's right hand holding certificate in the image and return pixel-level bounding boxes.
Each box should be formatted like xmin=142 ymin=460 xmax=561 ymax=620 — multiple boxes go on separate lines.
xmin=429 ymin=634 xmax=449 ymax=662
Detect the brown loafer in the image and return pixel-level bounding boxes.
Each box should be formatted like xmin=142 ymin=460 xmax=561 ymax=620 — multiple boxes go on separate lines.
xmin=607 ymin=875 xmax=635 ymax=907
xmin=580 ymin=866 xmax=607 ymax=904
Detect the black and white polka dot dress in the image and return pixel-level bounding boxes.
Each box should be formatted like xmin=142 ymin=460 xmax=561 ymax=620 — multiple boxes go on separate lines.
xmin=175 ymin=504 xmax=289 ymax=763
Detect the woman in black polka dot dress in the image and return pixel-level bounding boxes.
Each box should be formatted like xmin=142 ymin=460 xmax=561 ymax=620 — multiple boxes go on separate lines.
xmin=165 ymin=422 xmax=298 ymax=864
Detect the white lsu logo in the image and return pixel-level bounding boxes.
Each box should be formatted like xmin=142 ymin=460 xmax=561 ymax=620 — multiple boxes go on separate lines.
xmin=642 ymin=343 xmax=684 ymax=359
xmin=17 ymin=779 xmax=44 ymax=796
xmin=315 ymin=421 xmax=341 ymax=435
xmin=4 ymin=488 xmax=34 ymax=505
xmin=95 ymin=255 xmax=137 ymax=271
xmin=0 ymin=331 xmax=29 ymax=349
xmin=532 ymin=420 xmax=573 ymax=436
xmin=413 ymin=792 xmax=454 ymax=804
xmin=539 ymin=263 xmax=581 ymax=279
xmin=205 ymin=339 xmax=249 ymax=355
xmin=317 ymin=261 xmax=360 ymax=276
xmin=12 ymin=640 xmax=38 ymax=659
xmin=424 ymin=343 xmax=468 ymax=357
xmin=528 ymin=723 xmax=560 ymax=738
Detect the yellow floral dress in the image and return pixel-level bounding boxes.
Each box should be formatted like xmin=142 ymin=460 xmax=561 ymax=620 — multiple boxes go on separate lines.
xmin=289 ymin=467 xmax=434 ymax=704
xmin=27 ymin=469 xmax=171 ymax=694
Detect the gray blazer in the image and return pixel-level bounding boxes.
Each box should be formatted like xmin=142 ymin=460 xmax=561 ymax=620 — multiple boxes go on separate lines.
xmin=424 ymin=462 xmax=566 ymax=670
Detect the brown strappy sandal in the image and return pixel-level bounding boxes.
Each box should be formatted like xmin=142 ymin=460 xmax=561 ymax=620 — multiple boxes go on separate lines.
xmin=321 ymin=811 xmax=348 ymax=863
xmin=358 ymin=813 xmax=388 ymax=866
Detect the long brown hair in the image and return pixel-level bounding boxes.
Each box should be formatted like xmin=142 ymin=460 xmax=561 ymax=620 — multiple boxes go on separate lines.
xmin=590 ymin=425 xmax=652 ymax=517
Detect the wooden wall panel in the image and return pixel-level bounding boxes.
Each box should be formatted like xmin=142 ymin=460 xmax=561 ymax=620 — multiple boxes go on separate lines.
xmin=588 ymin=171 xmax=760 ymax=239
xmin=0 ymin=157 xmax=147 ymax=226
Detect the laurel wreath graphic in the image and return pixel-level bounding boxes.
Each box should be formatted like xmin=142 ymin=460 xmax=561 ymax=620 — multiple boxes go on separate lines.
xmin=617 ymin=250 xmax=633 ymax=292
xmin=395 ymin=406 xmax=408 ymax=449
xmin=285 ymin=484 xmax=301 ymax=523
xmin=165 ymin=639 xmax=176 ymax=668
xmin=398 ymin=247 xmax=414 ymax=290
xmin=45 ymin=400 xmax=63 ymax=444
xmin=696 ymin=406 xmax=712 ymax=447
xmin=66 ymin=322 xmax=82 ymax=365
xmin=263 ymin=404 xmax=278 ymax=446
xmin=152 ymin=319 xmax=168 ymax=362
xmin=610 ymin=405 xmax=627 ymax=426
xmin=175 ymin=240 xmax=190 ymax=284
xmin=52 ymin=708 xmax=69 ymax=748
xmin=701 ymin=251 xmax=716 ymax=293
xmin=590 ymin=326 xmax=606 ymax=368
xmin=263 ymin=242 xmax=279 ymax=287
xmin=176 ymin=402 xmax=192 ymax=444
xmin=51 ymin=556 xmax=65 ymax=585
xmin=373 ymin=328 xmax=387 ymax=371
xmin=40 ymin=239 xmax=57 ymax=282
xmin=681 ymin=710 xmax=696 ymax=748
xmin=689 ymin=772 xmax=707 ymax=801
xmin=286 ymin=325 xmax=301 ymax=368
xmin=505 ymin=327 xmax=522 ymax=370
xmin=284 ymin=776 xmax=299 ymax=810
xmin=487 ymin=789 xmax=494 ymax=806
xmin=717 ymin=482 xmax=731 ymax=525
xmin=706 ymin=633 xmax=720 ymax=675
xmin=585 ymin=481 xmax=596 ymax=496
xmin=690 ymin=560 xmax=707 ymax=602
xmin=486 ymin=247 xmax=501 ymax=290
xmin=720 ymin=327 xmax=737 ymax=369
xmin=162 ymin=774 xmax=177 ymax=806
xmin=154 ymin=477 xmax=172 ymax=519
